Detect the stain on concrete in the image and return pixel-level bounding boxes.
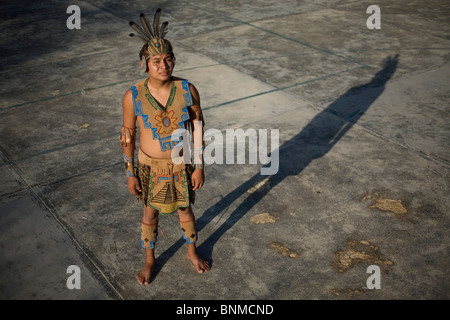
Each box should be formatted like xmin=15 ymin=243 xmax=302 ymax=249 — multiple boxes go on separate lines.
xmin=330 ymin=288 xmax=365 ymax=299
xmin=269 ymin=241 xmax=298 ymax=258
xmin=79 ymin=123 xmax=90 ymax=129
xmin=333 ymin=239 xmax=393 ymax=273
xmin=247 ymin=177 xmax=270 ymax=194
xmin=362 ymin=192 xmax=407 ymax=214
xmin=250 ymin=212 xmax=276 ymax=224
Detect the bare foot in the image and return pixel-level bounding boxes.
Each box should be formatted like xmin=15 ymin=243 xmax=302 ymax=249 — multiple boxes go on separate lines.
xmin=137 ymin=260 xmax=155 ymax=285
xmin=187 ymin=249 xmax=210 ymax=273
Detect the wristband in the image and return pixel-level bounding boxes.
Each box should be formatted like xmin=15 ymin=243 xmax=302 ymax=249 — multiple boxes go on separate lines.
xmin=193 ymin=146 xmax=204 ymax=170
xmin=123 ymin=154 xmax=135 ymax=177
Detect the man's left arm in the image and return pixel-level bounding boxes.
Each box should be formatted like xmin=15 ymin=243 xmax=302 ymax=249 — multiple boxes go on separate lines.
xmin=189 ymin=83 xmax=205 ymax=191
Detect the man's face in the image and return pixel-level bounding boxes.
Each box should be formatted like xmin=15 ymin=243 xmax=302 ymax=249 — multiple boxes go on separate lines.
xmin=146 ymin=53 xmax=174 ymax=80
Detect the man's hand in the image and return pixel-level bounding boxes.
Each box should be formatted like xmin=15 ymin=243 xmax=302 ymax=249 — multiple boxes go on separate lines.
xmin=191 ymin=169 xmax=204 ymax=191
xmin=127 ymin=176 xmax=142 ymax=195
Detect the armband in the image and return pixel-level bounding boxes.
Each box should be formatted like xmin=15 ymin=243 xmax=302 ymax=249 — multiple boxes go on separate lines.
xmin=123 ymin=154 xmax=135 ymax=177
xmin=120 ymin=126 xmax=136 ymax=147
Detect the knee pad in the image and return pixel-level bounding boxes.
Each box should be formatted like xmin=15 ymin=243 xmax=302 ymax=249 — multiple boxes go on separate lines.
xmin=179 ymin=219 xmax=198 ymax=244
xmin=141 ymin=222 xmax=158 ymax=249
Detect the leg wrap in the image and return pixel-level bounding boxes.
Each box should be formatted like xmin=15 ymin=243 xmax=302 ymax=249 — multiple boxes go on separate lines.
xmin=179 ymin=219 xmax=198 ymax=244
xmin=141 ymin=222 xmax=158 ymax=249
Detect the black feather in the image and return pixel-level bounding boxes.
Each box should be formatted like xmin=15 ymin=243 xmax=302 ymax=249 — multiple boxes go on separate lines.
xmin=129 ymin=21 xmax=149 ymax=40
xmin=129 ymin=33 xmax=149 ymax=44
xmin=159 ymin=21 xmax=169 ymax=38
xmin=153 ymin=8 xmax=161 ymax=37
xmin=140 ymin=13 xmax=154 ymax=38
xmin=128 ymin=8 xmax=169 ymax=44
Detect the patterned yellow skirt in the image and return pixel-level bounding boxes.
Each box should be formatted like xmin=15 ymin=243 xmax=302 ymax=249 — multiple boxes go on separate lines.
xmin=136 ymin=149 xmax=195 ymax=215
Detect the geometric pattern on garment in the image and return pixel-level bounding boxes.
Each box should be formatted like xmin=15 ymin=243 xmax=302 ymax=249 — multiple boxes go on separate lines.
xmin=179 ymin=219 xmax=198 ymax=244
xmin=141 ymin=222 xmax=158 ymax=249
xmin=131 ymin=77 xmax=192 ymax=151
xmin=138 ymin=149 xmax=191 ymax=215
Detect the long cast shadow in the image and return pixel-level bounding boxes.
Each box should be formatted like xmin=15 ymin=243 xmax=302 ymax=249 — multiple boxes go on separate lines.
xmin=154 ymin=55 xmax=399 ymax=273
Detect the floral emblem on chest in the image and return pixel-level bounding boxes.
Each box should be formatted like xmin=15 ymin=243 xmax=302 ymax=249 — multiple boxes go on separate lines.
xmin=154 ymin=110 xmax=178 ymax=134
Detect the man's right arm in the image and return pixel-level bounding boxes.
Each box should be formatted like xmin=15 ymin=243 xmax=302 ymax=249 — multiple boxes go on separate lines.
xmin=121 ymin=90 xmax=141 ymax=195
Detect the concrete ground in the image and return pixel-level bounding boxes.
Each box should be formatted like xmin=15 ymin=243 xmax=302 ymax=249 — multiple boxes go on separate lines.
xmin=0 ymin=0 xmax=449 ymax=300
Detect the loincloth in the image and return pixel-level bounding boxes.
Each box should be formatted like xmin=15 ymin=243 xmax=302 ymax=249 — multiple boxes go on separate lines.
xmin=136 ymin=149 xmax=195 ymax=215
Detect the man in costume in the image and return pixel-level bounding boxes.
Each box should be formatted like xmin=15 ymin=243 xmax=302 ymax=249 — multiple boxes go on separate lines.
xmin=120 ymin=8 xmax=210 ymax=285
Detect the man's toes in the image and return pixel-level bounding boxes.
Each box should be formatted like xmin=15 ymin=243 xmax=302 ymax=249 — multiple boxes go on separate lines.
xmin=200 ymin=262 xmax=210 ymax=273
xmin=137 ymin=272 xmax=150 ymax=285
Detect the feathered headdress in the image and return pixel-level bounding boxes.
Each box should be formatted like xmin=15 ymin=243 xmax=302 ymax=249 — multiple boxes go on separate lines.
xmin=129 ymin=8 xmax=172 ymax=71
